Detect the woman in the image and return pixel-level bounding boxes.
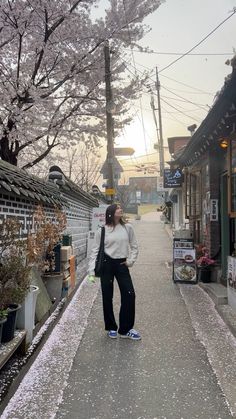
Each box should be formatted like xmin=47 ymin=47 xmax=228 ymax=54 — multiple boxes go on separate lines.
xmin=88 ymin=204 xmax=140 ymax=340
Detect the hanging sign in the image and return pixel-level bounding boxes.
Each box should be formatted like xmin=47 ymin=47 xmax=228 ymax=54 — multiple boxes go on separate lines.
xmin=164 ymin=169 xmax=184 ymax=188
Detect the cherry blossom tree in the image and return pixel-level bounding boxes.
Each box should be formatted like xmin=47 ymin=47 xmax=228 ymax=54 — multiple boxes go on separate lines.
xmin=0 ymin=0 xmax=163 ymax=167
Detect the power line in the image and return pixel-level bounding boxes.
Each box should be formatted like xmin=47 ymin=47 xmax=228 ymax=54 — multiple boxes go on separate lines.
xmin=161 ymin=104 xmax=190 ymax=128
xmin=120 ymin=55 xmax=208 ymax=140
xmin=140 ymin=89 xmax=209 ymax=113
xmin=159 ymin=74 xmax=214 ymax=95
xmin=161 ymin=98 xmax=202 ymax=123
xmin=131 ymin=60 xmax=215 ymax=96
xmin=121 ymin=161 xmax=159 ymax=167
xmin=160 ymin=94 xmax=208 ymax=109
xmin=161 ymin=86 xmax=209 ymax=110
xmin=119 ymin=152 xmax=160 ymax=162
xmin=159 ymin=85 xmax=213 ymax=96
xmin=130 ymin=105 xmax=154 ymax=142
xmin=159 ymin=9 xmax=236 ymax=73
xmin=122 ymin=56 xmax=213 ymax=105
xmin=125 ymin=48 xmax=234 ymax=56
xmin=121 ymin=57 xmax=205 ymax=133
xmin=133 ymin=102 xmax=205 ymax=114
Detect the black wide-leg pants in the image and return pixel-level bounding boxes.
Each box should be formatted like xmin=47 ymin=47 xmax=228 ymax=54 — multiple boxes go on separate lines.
xmin=100 ymin=254 xmax=135 ymax=335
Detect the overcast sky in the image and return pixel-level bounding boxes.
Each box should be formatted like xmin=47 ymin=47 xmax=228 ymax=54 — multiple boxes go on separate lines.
xmin=96 ymin=0 xmax=236 ymax=172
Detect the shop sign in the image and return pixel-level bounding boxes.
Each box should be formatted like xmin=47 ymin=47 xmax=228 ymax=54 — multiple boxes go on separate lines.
xmin=173 ymin=238 xmax=197 ymax=284
xmin=164 ymin=169 xmax=184 ymax=188
xmin=227 ymin=256 xmax=236 ymax=313
xmin=210 ymin=199 xmax=218 ymax=221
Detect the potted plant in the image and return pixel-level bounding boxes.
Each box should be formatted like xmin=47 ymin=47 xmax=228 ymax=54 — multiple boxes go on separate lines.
xmin=27 ymin=206 xmax=67 ymax=302
xmin=0 ymin=218 xmax=31 ymax=342
xmin=0 ymin=309 xmax=7 ymax=345
xmin=16 ymin=282 xmax=40 ymax=345
xmin=196 ymin=245 xmax=216 ymax=283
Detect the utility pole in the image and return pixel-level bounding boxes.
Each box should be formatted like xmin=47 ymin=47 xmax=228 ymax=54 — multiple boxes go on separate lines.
xmin=150 ymin=94 xmax=161 ymax=173
xmin=155 ymin=67 xmax=164 ymax=177
xmin=104 ymin=41 xmax=115 ymax=203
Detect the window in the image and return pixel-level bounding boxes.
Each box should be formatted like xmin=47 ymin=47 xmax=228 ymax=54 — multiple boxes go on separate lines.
xmin=190 ymin=172 xmax=201 ymax=217
xmin=185 ymin=169 xmax=201 ymax=219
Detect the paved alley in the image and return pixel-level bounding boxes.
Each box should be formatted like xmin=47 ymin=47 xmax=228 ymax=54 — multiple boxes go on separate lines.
xmin=1 ymin=213 xmax=234 ymax=419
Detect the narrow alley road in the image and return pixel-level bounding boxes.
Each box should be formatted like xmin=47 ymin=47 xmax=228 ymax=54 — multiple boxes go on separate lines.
xmin=1 ymin=213 xmax=234 ymax=419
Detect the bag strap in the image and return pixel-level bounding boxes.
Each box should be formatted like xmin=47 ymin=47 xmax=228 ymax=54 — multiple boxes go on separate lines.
xmin=124 ymin=224 xmax=130 ymax=242
xmin=100 ymin=226 xmax=105 ymax=248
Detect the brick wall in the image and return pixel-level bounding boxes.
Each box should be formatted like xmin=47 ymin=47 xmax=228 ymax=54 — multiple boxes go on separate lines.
xmin=63 ymin=193 xmax=93 ymax=275
xmin=0 ymin=188 xmax=95 ymax=278
xmin=0 ymin=191 xmax=55 ymax=235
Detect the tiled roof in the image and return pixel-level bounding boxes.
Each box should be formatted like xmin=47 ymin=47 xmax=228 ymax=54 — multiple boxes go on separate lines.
xmin=48 ymin=166 xmax=98 ymax=206
xmin=173 ymin=68 xmax=236 ymax=166
xmin=0 ymin=160 xmax=64 ymax=206
xmin=60 ymin=176 xmax=98 ymax=206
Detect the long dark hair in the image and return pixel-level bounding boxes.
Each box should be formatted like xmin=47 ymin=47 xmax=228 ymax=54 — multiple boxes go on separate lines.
xmin=105 ymin=204 xmax=126 ymax=226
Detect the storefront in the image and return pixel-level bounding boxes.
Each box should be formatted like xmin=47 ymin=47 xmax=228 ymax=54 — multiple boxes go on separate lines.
xmin=168 ymin=63 xmax=236 ymax=284
xmin=220 ymin=134 xmax=236 ymax=280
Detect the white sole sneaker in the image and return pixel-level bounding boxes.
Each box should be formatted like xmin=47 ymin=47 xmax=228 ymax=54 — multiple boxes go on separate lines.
xmin=119 ymin=334 xmax=141 ymax=341
xmin=107 ymin=331 xmax=118 ymax=339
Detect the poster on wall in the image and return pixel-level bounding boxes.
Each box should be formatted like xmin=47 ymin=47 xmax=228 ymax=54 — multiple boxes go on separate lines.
xmin=227 ymin=256 xmax=236 ymax=313
xmin=91 ymin=205 xmax=108 ymax=231
xmin=173 ymin=239 xmax=197 ymax=284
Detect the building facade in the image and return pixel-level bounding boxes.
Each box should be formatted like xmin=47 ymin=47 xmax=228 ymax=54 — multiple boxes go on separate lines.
xmin=169 ymin=64 xmax=236 ymax=285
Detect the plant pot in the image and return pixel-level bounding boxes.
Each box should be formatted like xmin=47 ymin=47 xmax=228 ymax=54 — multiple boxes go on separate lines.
xmin=0 ymin=317 xmax=7 ymax=345
xmin=42 ymin=273 xmax=64 ymax=303
xmin=16 ymin=285 xmax=40 ymax=344
xmin=198 ymin=266 xmax=212 ymax=283
xmin=2 ymin=304 xmax=21 ymax=343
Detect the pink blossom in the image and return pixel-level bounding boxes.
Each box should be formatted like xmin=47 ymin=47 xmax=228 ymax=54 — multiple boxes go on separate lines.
xmin=0 ymin=0 xmax=164 ymax=168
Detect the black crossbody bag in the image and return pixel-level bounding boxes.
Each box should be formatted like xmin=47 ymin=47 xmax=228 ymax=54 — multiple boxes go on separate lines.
xmin=94 ymin=226 xmax=105 ymax=277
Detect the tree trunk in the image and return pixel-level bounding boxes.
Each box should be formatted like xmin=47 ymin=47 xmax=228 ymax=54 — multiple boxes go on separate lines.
xmin=0 ymin=136 xmax=18 ymax=166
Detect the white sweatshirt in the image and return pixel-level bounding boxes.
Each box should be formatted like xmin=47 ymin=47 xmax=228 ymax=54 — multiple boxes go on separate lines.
xmin=88 ymin=223 xmax=139 ymax=276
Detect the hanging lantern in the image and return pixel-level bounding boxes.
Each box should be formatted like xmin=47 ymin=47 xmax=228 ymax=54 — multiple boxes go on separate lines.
xmin=219 ymin=137 xmax=229 ymax=149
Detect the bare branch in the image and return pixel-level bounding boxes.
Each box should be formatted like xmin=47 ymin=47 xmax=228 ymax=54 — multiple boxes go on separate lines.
xmin=0 ymin=35 xmax=16 ymax=49
xmin=16 ymin=34 xmax=23 ymax=88
xmin=22 ymin=133 xmax=60 ymax=169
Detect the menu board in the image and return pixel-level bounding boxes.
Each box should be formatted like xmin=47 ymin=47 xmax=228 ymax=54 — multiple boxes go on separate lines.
xmin=173 ymin=239 xmax=197 ymax=283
